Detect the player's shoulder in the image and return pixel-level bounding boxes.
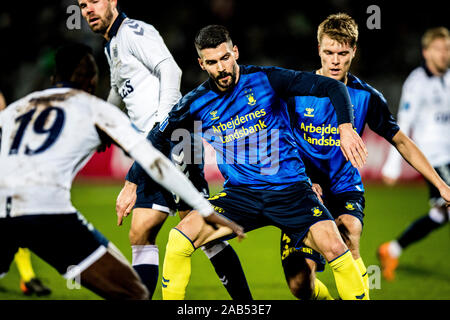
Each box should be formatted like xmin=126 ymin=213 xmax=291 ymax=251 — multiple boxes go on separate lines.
xmin=177 ymin=81 xmax=212 ymax=109
xmin=118 ymin=16 xmax=160 ymax=39
xmin=347 ymin=73 xmax=387 ymax=104
xmin=402 ymin=66 xmax=429 ymax=90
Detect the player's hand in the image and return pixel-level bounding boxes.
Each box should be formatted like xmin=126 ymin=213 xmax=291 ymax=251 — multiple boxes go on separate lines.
xmin=311 ymin=183 xmax=323 ymax=204
xmin=338 ymin=123 xmax=368 ymax=168
xmin=116 ymin=180 xmax=137 ymax=226
xmin=204 ymin=212 xmax=246 ymax=242
xmin=438 ymin=184 xmax=450 ymax=206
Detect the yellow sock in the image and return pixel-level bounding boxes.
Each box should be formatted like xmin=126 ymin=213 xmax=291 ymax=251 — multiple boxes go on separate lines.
xmin=162 ymin=228 xmax=195 ymax=300
xmin=313 ymin=278 xmax=334 ymax=300
xmin=14 ymin=248 xmax=35 ymax=282
xmin=355 ymin=257 xmax=370 ymax=299
xmin=329 ymin=250 xmax=368 ymax=300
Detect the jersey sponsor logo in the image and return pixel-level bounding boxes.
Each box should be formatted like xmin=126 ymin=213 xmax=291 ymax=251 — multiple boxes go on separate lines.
xmin=212 ymin=109 xmax=266 ymax=133
xmin=210 ymin=110 xmax=219 ymax=120
xmin=300 ymin=122 xmax=341 ymax=147
xmin=210 ymin=109 xmax=268 ymax=143
xmin=304 ymin=107 xmax=314 ymax=117
xmin=119 ymin=79 xmax=134 ymax=99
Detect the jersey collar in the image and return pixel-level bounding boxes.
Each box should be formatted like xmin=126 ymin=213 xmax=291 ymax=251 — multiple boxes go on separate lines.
xmin=51 ymin=81 xmax=80 ymax=89
xmin=107 ymin=11 xmax=127 ymax=40
xmin=422 ymin=62 xmax=434 ymax=78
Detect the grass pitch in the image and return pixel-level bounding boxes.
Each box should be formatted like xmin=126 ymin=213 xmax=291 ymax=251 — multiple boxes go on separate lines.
xmin=0 ymin=181 xmax=449 ymax=300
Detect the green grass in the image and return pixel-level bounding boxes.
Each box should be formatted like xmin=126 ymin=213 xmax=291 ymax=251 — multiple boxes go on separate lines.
xmin=0 ymin=181 xmax=449 ymax=300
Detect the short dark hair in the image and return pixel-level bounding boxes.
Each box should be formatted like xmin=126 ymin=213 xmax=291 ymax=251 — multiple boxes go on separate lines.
xmin=194 ymin=25 xmax=232 ymax=52
xmin=54 ymin=43 xmax=94 ymax=81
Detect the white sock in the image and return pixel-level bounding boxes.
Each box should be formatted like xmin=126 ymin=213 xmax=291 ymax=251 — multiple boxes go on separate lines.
xmin=131 ymin=245 xmax=159 ymax=266
xmin=388 ymin=240 xmax=402 ymax=258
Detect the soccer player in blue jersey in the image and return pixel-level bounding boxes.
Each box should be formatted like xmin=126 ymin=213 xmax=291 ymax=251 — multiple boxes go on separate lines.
xmin=280 ymin=13 xmax=450 ymax=300
xmin=127 ymin=24 xmax=370 ymax=300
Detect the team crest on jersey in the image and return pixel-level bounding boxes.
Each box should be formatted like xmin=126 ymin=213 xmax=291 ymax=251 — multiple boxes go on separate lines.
xmin=244 ymin=89 xmax=256 ymax=106
xmin=311 ymin=207 xmax=323 ymax=217
xmin=113 ymin=45 xmax=118 ymax=58
xmin=345 ymin=202 xmax=356 ymax=211
xmin=304 ymin=107 xmax=314 ymax=117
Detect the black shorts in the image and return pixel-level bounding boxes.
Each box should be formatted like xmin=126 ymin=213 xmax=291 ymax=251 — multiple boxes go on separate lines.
xmin=134 ymin=160 xmax=209 ymax=214
xmin=324 ymin=191 xmax=365 ymax=226
xmin=426 ymin=163 xmax=450 ymax=206
xmin=209 ymin=181 xmax=333 ymax=247
xmin=280 ymin=191 xmax=365 ymax=272
xmin=134 ymin=176 xmax=177 ymax=213
xmin=0 ymin=213 xmax=109 ymax=278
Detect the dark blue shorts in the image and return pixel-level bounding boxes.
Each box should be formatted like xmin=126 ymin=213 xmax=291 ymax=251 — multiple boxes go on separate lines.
xmin=325 ymin=191 xmax=365 ymax=226
xmin=134 ymin=162 xmax=209 ymax=213
xmin=0 ymin=213 xmax=109 ymax=277
xmin=209 ymin=181 xmax=333 ymax=246
xmin=134 ymin=176 xmax=177 ymax=213
xmin=280 ymin=191 xmax=365 ymax=272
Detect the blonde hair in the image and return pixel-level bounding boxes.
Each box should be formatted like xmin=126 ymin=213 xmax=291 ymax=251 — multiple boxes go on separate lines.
xmin=317 ymin=13 xmax=358 ymax=47
xmin=421 ymin=27 xmax=449 ymax=49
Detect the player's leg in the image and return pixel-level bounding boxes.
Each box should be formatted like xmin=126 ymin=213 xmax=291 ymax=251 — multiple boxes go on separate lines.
xmin=79 ymin=242 xmax=149 ymax=300
xmin=162 ymin=209 xmax=230 ymax=299
xmin=378 ymin=205 xmax=448 ymax=280
xmin=335 ymin=212 xmax=369 ymax=298
xmin=378 ymin=165 xmax=449 ymax=281
xmin=280 ymin=233 xmax=334 ymax=300
xmin=179 ymin=204 xmax=253 ymax=300
xmin=15 ymin=248 xmax=51 ymax=296
xmin=129 ymin=207 xmax=167 ymax=298
xmin=303 ymin=220 xmax=366 ymax=300
xmin=264 ymin=182 xmax=366 ymax=300
xmin=124 ymin=178 xmax=175 ymax=298
xmin=9 ymin=212 xmax=148 ymax=299
xmin=162 ymin=188 xmax=262 ymax=300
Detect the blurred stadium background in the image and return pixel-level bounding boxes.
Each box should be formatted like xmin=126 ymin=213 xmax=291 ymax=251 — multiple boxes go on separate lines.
xmin=0 ymin=0 xmax=448 ymax=299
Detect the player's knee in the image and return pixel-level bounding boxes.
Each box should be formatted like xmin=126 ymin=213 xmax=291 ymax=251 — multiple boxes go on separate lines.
xmin=337 ymin=215 xmax=362 ymax=237
xmin=129 ymin=227 xmax=152 ymax=245
xmin=325 ymin=240 xmax=348 ymax=262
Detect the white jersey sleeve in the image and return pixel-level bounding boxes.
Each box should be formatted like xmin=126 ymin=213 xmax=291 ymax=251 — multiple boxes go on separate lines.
xmin=381 ymin=74 xmax=420 ymax=179
xmin=121 ymin=21 xmax=182 ymax=123
xmin=90 ymin=97 xmax=213 ymax=217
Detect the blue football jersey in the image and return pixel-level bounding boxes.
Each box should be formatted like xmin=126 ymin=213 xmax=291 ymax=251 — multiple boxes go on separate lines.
xmin=129 ymin=65 xmax=355 ymax=191
xmin=292 ymin=73 xmax=400 ymax=194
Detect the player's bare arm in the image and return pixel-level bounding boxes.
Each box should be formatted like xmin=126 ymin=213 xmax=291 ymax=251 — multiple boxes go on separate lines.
xmin=391 ymin=130 xmax=450 ymax=203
